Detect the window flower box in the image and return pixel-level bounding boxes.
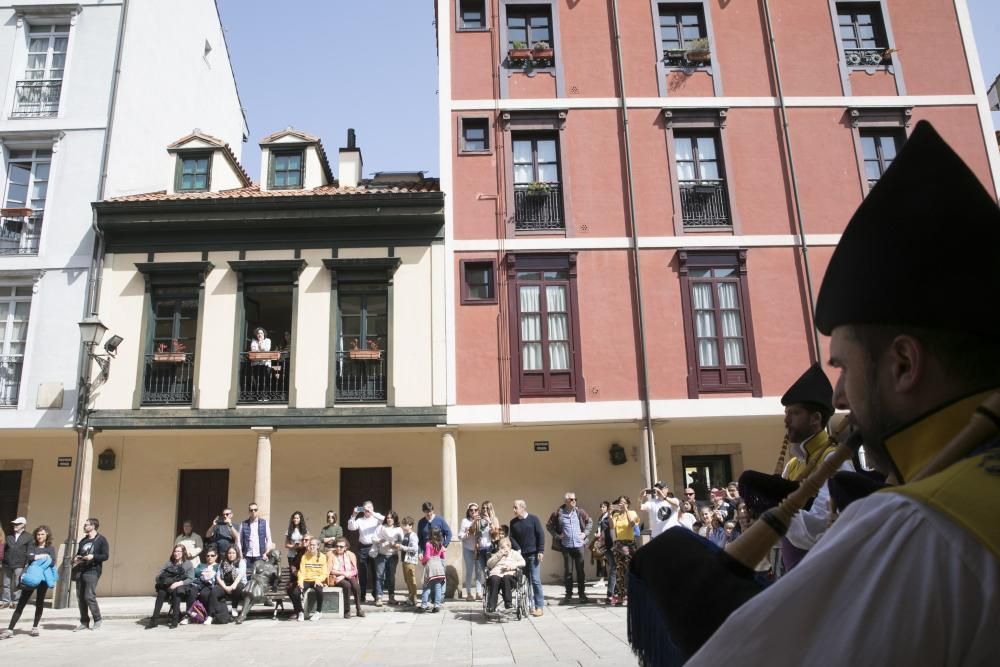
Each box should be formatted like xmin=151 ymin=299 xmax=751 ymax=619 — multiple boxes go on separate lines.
xmin=509 ymin=47 xmax=533 ymax=61
xmin=248 ymin=351 xmax=281 ymax=362
xmin=531 ymin=48 xmax=554 ymax=60
xmin=348 ymin=349 xmax=382 ymax=361
xmin=525 ymin=182 xmax=552 ymax=196
xmin=152 ymin=352 xmax=186 ymax=363
xmin=684 ymin=38 xmax=711 ymax=64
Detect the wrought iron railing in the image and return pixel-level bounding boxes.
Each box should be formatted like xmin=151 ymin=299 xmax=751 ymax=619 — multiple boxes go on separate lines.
xmin=238 ymin=350 xmax=289 ymax=404
xmin=843 ymin=48 xmax=888 ymax=67
xmin=679 ymin=180 xmax=731 ymax=228
xmin=662 ymin=49 xmax=711 ymax=68
xmin=11 ymin=80 xmax=62 ymax=118
xmin=514 ymin=184 xmax=564 ymax=231
xmin=142 ymin=353 xmax=195 ymax=405
xmin=0 ymin=357 xmax=23 ymax=407
xmin=0 ymin=212 xmax=43 ymax=255
xmin=335 ymin=350 xmax=387 ymax=402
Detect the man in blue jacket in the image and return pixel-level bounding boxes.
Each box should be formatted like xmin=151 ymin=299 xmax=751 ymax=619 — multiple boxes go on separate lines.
xmin=509 ymin=499 xmax=545 ymax=616
xmin=417 ymin=501 xmax=452 ymax=552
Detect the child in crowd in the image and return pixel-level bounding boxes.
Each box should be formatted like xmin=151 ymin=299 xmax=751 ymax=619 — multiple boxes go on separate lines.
xmin=397 ymin=517 xmax=420 ymax=606
xmin=420 ymin=528 xmax=447 ymax=612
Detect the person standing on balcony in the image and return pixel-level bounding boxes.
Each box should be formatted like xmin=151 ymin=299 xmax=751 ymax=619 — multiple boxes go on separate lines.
xmin=249 ymin=327 xmax=272 ymax=395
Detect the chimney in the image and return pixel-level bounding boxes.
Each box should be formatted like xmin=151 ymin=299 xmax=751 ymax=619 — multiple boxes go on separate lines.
xmin=338 ymin=128 xmax=363 ymax=188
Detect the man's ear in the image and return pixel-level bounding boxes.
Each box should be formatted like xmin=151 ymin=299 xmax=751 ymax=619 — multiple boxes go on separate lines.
xmin=888 ymin=334 xmax=924 ymax=394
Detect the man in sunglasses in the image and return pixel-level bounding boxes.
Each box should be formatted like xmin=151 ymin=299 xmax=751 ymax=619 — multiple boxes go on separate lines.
xmin=239 ymin=503 xmax=272 ymax=569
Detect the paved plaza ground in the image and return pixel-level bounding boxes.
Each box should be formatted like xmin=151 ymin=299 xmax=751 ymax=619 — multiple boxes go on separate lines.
xmin=0 ymin=583 xmax=637 ymax=666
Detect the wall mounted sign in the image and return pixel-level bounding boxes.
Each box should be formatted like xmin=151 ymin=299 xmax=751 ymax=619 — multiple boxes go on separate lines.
xmin=533 ymin=441 xmax=549 ymax=452
xmin=57 ymin=457 xmax=72 ymax=467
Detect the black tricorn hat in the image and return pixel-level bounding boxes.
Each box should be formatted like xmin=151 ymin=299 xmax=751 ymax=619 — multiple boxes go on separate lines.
xmin=780 ymin=362 xmax=833 ymax=417
xmin=815 ymin=120 xmax=1000 ymax=336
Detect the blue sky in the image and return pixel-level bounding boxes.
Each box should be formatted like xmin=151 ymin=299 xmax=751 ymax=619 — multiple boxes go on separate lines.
xmin=216 ymin=0 xmax=440 ymax=180
xmin=217 ymin=1 xmax=1000 ymax=180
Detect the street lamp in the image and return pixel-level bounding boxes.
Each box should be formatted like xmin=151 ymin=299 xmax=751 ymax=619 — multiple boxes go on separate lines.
xmin=55 ymin=317 xmax=122 ymax=608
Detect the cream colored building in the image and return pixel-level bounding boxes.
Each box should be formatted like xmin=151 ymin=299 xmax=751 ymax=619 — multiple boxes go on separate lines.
xmin=79 ymin=129 xmax=449 ymax=595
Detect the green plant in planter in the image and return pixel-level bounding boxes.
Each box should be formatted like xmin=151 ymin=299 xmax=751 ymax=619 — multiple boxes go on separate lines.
xmin=686 ymin=37 xmax=710 ymax=52
xmin=532 ymin=40 xmax=550 ymax=51
xmin=511 ymin=40 xmax=527 ymax=49
xmin=525 ymin=182 xmax=552 ymax=195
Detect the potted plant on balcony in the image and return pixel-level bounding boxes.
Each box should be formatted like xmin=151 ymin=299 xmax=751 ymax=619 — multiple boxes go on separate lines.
xmin=153 ymin=339 xmax=187 ymax=363
xmin=508 ymin=40 xmax=532 ymax=62
xmin=685 ymin=37 xmax=711 ymax=63
xmin=348 ymin=338 xmax=381 ymax=361
xmin=525 ymin=181 xmax=552 ymax=197
xmin=531 ymin=40 xmax=554 ymax=61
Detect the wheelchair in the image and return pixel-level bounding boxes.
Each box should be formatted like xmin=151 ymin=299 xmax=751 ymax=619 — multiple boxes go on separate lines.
xmin=482 ymin=566 xmax=533 ymax=621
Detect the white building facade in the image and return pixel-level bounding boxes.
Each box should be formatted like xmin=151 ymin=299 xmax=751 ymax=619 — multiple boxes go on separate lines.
xmin=0 ymin=0 xmax=245 ymax=562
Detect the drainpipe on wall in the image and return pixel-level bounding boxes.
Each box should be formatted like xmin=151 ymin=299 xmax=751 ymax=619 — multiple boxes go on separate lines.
xmin=610 ymin=0 xmax=656 ymax=489
xmin=56 ymin=0 xmax=129 ymax=610
xmin=760 ymin=0 xmax=822 ymax=363
xmin=489 ymin=0 xmax=513 ymax=426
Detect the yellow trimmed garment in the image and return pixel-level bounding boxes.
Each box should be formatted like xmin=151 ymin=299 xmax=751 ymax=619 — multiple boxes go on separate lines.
xmin=880 ymin=389 xmax=1000 ymax=560
xmin=297 ymin=552 xmax=330 ymax=587
xmin=782 ymin=430 xmax=838 ymax=482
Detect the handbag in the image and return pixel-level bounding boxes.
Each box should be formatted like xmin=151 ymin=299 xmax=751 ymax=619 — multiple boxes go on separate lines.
xmin=187 ymin=600 xmax=208 ymax=624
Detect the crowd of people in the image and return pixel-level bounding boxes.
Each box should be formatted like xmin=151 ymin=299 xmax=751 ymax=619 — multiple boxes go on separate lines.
xmin=0 ymin=484 xmax=759 ymax=636
xmin=1 ymin=516 xmax=109 ymax=639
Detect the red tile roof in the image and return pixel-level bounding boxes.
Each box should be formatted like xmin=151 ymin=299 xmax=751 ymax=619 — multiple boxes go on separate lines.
xmin=106 ymin=179 xmax=441 ymax=203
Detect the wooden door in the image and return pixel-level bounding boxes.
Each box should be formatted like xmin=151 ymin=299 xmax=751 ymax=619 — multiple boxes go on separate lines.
xmin=339 ymin=467 xmax=391 ymax=554
xmin=0 ymin=470 xmax=21 ymax=529
xmin=176 ymin=469 xmax=230 ymax=539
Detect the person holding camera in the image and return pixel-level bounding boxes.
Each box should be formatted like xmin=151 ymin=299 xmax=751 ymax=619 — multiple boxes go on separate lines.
xmin=73 ymin=517 xmax=109 ymax=631
xmin=347 ymin=501 xmax=384 ymax=604
xmin=546 ymin=492 xmax=593 ymax=605
xmin=206 ymin=509 xmax=239 ymax=560
xmin=640 ymin=482 xmax=681 ymax=538
xmin=608 ymin=496 xmax=639 ymax=606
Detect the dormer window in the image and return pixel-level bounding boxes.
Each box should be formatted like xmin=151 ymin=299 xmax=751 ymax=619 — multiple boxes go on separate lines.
xmin=270 ymin=150 xmax=303 ymax=189
xmin=176 ymin=154 xmax=211 ymax=191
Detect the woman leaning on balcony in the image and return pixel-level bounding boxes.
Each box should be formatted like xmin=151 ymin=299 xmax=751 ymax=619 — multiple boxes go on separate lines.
xmin=249 ymin=327 xmax=272 ymax=392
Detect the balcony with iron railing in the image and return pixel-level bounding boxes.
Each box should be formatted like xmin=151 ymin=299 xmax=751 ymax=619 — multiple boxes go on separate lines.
xmin=238 ymin=350 xmax=289 ymax=404
xmin=843 ymin=48 xmax=891 ymax=67
xmin=11 ymin=79 xmax=62 ymax=118
xmin=0 ymin=356 xmax=23 ymax=407
xmin=335 ymin=349 xmax=387 ymax=403
xmin=514 ymin=183 xmax=565 ymax=231
xmin=142 ymin=353 xmax=195 ymax=405
xmin=0 ymin=210 xmax=43 ymax=255
xmin=679 ymin=180 xmax=731 ymax=229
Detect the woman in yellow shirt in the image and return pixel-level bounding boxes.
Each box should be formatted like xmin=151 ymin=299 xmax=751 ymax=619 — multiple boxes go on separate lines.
xmin=609 ymin=495 xmax=640 ymax=606
xmin=290 ymin=539 xmax=329 ymax=621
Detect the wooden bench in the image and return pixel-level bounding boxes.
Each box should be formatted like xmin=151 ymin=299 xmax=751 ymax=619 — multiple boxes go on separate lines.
xmin=242 ymin=569 xmax=343 ymax=620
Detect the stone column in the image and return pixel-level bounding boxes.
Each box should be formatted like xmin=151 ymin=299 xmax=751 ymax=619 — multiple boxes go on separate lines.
xmin=250 ymin=427 xmax=274 ymax=520
xmin=440 ymin=429 xmax=460 ymax=598
xmin=441 ymin=429 xmax=458 ymax=529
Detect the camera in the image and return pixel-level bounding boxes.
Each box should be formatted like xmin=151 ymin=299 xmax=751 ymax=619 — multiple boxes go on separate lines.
xmin=355 ymin=506 xmax=365 ymax=514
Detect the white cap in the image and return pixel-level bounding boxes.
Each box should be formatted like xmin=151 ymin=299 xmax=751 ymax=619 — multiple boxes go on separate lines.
xmin=11 ymin=516 xmax=26 ymax=525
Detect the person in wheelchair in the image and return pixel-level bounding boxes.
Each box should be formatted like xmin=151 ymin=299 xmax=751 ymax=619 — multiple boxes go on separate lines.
xmin=484 ymin=538 xmax=524 ymax=613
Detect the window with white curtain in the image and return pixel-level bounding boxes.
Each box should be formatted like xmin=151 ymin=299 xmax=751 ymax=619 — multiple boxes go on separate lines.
xmin=509 ymin=254 xmax=579 ymax=398
xmin=680 ymin=251 xmax=759 ymax=395
xmin=0 ymin=284 xmax=32 ymax=406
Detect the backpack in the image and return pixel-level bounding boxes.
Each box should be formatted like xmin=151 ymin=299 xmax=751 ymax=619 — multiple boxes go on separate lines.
xmin=187 ymin=600 xmax=208 ymax=624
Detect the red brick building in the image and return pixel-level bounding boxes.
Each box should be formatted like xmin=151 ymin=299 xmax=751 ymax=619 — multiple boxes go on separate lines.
xmin=435 ymin=0 xmax=998 ymax=564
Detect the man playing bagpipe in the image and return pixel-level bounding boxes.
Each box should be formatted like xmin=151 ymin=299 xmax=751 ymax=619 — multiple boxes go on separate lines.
xmin=629 ymin=121 xmax=1000 ymax=665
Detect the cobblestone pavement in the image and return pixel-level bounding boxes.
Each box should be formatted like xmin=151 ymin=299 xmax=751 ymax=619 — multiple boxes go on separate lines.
xmin=0 ymin=584 xmax=637 ymax=666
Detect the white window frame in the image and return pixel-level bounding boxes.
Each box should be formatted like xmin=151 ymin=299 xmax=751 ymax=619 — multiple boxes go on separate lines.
xmin=7 ymin=8 xmax=80 ymax=119
xmin=0 ymin=283 xmax=33 ymax=407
